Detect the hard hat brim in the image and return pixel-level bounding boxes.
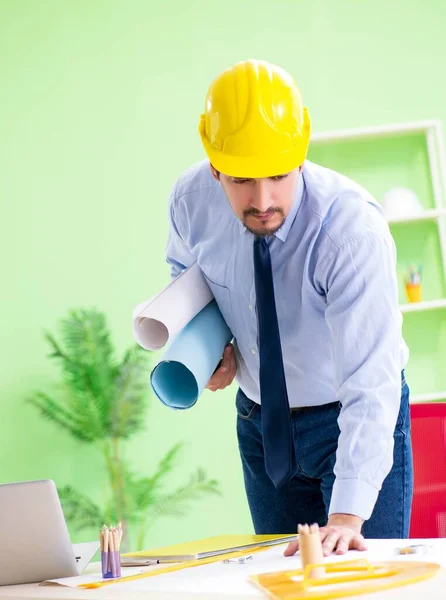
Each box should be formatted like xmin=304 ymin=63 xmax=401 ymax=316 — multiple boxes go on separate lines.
xmin=200 ymin=135 xmax=307 ymax=179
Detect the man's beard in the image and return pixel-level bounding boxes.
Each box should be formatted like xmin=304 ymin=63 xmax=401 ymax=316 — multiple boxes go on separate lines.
xmin=242 ymin=207 xmax=286 ymax=237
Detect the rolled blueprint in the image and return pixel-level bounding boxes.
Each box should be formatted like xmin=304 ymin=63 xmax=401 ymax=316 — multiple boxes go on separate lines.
xmin=133 ymin=262 xmax=213 ymax=350
xmin=150 ymin=300 xmax=232 ymax=409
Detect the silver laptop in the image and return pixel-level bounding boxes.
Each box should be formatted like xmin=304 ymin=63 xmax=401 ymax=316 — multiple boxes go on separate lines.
xmin=0 ymin=479 xmax=99 ymax=586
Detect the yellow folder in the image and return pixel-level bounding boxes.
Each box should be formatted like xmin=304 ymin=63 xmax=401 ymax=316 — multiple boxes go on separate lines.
xmin=121 ymin=533 xmax=296 ymax=564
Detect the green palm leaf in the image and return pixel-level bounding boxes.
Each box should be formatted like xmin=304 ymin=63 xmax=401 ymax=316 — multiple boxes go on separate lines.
xmin=61 ymin=309 xmax=115 ymax=397
xmin=128 ymin=443 xmax=184 ymax=513
xmin=27 ymin=391 xmax=95 ymax=442
xmin=41 ymin=309 xmax=121 ymax=441
xmin=58 ymin=485 xmax=106 ymax=532
xmin=150 ymin=469 xmax=221 ymax=518
xmin=111 ymin=345 xmax=151 ymax=438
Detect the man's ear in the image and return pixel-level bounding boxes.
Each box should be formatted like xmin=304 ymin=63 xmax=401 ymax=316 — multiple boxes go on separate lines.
xmin=210 ymin=164 xmax=220 ymax=181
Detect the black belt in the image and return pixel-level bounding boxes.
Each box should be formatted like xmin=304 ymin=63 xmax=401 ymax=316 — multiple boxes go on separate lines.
xmin=290 ymin=401 xmax=340 ymax=414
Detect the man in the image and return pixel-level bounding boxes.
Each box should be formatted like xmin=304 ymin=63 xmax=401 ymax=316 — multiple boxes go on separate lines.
xmin=165 ymin=59 xmax=413 ymax=556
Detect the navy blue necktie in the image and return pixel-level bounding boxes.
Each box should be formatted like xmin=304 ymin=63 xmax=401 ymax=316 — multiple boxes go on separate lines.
xmin=253 ymin=236 xmax=295 ymax=488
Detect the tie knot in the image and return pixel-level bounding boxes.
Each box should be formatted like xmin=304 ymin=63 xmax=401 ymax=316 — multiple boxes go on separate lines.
xmin=254 ymin=236 xmax=268 ymax=248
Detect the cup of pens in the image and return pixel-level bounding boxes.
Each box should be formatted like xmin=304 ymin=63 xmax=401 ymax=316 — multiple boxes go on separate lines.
xmin=100 ymin=523 xmax=122 ymax=579
xmin=405 ymin=265 xmax=423 ymax=303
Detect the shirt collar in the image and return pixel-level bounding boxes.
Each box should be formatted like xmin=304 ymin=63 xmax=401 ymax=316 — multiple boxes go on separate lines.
xmin=238 ymin=173 xmax=305 ymax=242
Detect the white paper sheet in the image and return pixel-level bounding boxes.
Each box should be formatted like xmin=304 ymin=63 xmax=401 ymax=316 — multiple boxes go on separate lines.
xmin=103 ymin=538 xmax=446 ymax=596
xmin=133 ymin=262 xmax=213 ymax=351
xmin=40 ymin=566 xmax=145 ymax=587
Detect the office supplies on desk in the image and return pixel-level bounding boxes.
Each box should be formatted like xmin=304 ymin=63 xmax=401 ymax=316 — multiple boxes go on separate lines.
xmin=78 ymin=535 xmax=294 ymax=590
xmin=121 ymin=534 xmax=297 ymax=563
xmin=119 ymin=558 xmax=159 ymax=567
xmin=40 ymin=567 xmax=144 ymax=587
xmin=395 ymin=544 xmax=432 ymax=555
xmin=77 ymin=538 xmax=446 ymax=592
xmin=223 ymin=555 xmax=253 ymax=564
xmin=80 ymin=544 xmax=273 ymax=589
xmin=100 ymin=523 xmax=122 ymax=578
xmin=298 ymin=523 xmax=325 ymax=579
xmin=405 ymin=264 xmax=423 ymax=303
xmin=250 ymin=559 xmax=440 ymax=600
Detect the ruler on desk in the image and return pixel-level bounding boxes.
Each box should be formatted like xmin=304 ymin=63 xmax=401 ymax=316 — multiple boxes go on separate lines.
xmin=79 ymin=545 xmax=270 ymax=589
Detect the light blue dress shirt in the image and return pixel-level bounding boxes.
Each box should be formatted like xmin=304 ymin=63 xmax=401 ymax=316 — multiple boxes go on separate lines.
xmin=165 ymin=159 xmax=409 ymax=521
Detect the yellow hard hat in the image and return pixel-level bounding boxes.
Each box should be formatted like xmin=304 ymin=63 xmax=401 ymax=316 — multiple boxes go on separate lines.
xmin=198 ymin=59 xmax=311 ymax=178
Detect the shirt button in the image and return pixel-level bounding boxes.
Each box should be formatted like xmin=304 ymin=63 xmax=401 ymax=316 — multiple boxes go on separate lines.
xmin=248 ymin=304 xmax=253 ymax=310
xmin=251 ymin=348 xmax=257 ymax=355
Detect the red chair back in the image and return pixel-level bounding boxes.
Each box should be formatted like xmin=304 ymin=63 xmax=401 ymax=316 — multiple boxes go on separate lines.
xmin=409 ymin=402 xmax=446 ymax=538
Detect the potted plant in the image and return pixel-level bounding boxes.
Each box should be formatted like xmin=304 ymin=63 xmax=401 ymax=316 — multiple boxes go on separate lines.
xmin=28 ymin=308 xmax=220 ymax=550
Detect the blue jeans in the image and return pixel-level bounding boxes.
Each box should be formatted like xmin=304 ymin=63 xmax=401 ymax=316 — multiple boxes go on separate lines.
xmin=236 ymin=374 xmax=413 ymax=537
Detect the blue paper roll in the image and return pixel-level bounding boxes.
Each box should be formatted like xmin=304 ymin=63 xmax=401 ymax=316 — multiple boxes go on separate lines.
xmin=150 ymin=300 xmax=233 ymax=409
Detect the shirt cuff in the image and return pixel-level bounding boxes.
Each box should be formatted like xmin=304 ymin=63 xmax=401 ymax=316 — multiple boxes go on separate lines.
xmin=328 ymin=478 xmax=379 ymax=521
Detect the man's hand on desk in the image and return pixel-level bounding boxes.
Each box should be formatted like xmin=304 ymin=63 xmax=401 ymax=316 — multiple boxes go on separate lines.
xmin=205 ymin=343 xmax=236 ymax=391
xmin=284 ymin=513 xmax=367 ymax=557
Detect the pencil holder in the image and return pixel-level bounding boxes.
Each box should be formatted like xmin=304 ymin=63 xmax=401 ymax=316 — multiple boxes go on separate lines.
xmin=101 ymin=550 xmax=122 ymax=579
xmin=405 ymin=282 xmax=422 ymax=303
xmin=101 ymin=550 xmax=109 ymax=577
xmin=100 ymin=523 xmax=123 ymax=579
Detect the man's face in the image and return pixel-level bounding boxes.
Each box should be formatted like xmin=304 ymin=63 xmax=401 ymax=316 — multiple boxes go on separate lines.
xmin=212 ymin=166 xmax=302 ymax=237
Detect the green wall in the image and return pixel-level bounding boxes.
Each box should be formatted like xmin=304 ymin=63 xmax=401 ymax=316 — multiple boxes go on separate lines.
xmin=1 ymin=0 xmax=446 ymax=548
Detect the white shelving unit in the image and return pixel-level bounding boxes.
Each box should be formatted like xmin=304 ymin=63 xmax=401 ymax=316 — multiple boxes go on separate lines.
xmin=311 ymin=119 xmax=446 ymax=314
xmin=400 ymin=298 xmax=446 ymax=313
xmin=387 ymin=208 xmax=446 ymax=225
xmin=411 ymin=391 xmax=446 ymax=403
xmin=311 ymin=120 xmax=446 ymax=404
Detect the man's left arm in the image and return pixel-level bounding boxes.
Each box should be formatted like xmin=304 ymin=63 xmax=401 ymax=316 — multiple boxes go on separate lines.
xmin=286 ymin=226 xmax=402 ymax=557
xmin=325 ymin=228 xmax=402 ymax=519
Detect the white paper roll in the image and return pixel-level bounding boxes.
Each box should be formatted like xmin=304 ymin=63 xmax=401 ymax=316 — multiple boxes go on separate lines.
xmin=132 ymin=262 xmax=214 ymax=351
